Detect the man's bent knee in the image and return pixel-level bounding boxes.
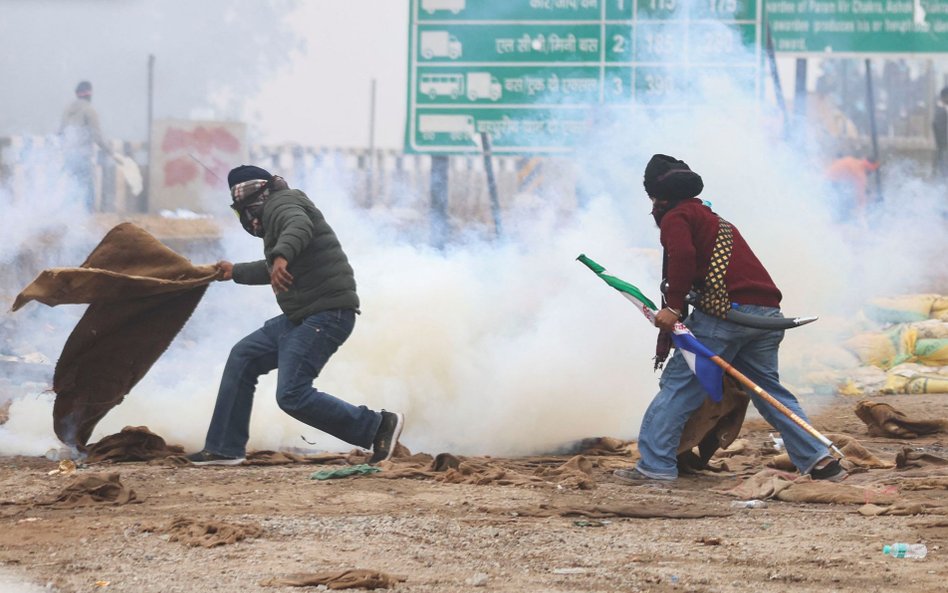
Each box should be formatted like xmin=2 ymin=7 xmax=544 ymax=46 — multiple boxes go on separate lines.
xmin=276 ymin=387 xmax=309 ymax=414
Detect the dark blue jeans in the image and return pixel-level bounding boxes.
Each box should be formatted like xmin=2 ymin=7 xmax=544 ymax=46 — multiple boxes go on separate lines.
xmin=203 ymin=309 xmax=381 ymax=458
xmin=635 ymin=306 xmax=828 ymax=479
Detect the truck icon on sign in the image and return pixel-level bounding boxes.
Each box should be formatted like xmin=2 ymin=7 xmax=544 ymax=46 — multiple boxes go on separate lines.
xmin=421 ymin=0 xmax=465 ymax=13
xmin=419 ymin=114 xmax=475 ymax=140
xmin=421 ymin=31 xmax=462 ymax=60
xmin=465 ymin=72 xmax=502 ymax=101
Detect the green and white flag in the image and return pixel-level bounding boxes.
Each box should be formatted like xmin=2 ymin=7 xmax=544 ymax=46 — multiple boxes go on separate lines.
xmin=577 ymin=253 xmax=724 ymax=402
xmin=576 ymin=254 xmax=659 ymax=323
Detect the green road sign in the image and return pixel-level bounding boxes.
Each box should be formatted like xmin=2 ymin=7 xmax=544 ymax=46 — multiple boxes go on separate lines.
xmin=766 ymin=0 xmax=948 ymax=56
xmin=406 ymin=0 xmax=762 ymax=154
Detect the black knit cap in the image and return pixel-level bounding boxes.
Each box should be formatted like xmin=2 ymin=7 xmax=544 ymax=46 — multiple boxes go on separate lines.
xmin=643 ymin=154 xmax=704 ymax=202
xmin=75 ymin=81 xmax=92 ymax=96
xmin=227 ymin=165 xmax=272 ymax=189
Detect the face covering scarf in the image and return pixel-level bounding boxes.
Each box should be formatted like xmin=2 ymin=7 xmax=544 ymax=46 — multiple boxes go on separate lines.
xmin=230 ymin=179 xmax=270 ymax=237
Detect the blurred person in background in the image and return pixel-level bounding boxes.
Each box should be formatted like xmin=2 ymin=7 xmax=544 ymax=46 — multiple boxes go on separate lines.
xmin=186 ymin=165 xmax=404 ymax=466
xmin=825 ymin=153 xmax=880 ymax=225
xmin=59 ymin=81 xmax=113 ymax=212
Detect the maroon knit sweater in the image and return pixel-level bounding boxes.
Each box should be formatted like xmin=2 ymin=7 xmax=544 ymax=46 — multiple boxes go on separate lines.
xmin=659 ymin=198 xmax=782 ymax=312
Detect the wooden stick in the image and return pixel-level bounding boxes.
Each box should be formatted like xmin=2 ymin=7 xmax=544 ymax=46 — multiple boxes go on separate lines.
xmin=710 ymin=355 xmax=843 ymax=458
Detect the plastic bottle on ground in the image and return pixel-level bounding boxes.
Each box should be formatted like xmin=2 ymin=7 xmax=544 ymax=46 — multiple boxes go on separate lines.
xmin=882 ymin=543 xmax=927 ymax=559
xmin=730 ymin=499 xmax=767 ymax=509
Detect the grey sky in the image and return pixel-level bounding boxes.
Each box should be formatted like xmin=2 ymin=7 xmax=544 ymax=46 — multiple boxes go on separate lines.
xmin=0 ymin=0 xmax=408 ymax=149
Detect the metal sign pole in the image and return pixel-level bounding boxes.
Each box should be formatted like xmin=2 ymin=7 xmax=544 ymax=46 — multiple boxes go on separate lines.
xmin=865 ymin=58 xmax=883 ymax=204
xmin=430 ymin=155 xmax=449 ymax=249
xmin=480 ymin=132 xmax=502 ymax=239
xmin=144 ymin=54 xmax=155 ymax=212
xmin=765 ymin=21 xmax=789 ymax=134
xmin=367 ymin=78 xmax=377 ymax=207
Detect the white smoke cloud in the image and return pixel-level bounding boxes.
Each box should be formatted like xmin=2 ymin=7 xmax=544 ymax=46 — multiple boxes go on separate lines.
xmin=2 ymin=7 xmax=946 ymax=459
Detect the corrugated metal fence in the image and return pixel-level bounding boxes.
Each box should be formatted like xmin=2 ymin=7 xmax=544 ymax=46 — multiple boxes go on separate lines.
xmin=0 ymin=136 xmax=547 ymax=229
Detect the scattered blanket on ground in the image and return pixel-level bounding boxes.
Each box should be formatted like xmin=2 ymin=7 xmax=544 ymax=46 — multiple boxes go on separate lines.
xmin=555 ymin=436 xmax=634 ymax=456
xmin=37 ymin=472 xmax=137 ymax=508
xmin=433 ymin=455 xmax=596 ymax=489
xmin=555 ymin=378 xmax=748 ymax=473
xmin=12 ymin=223 xmax=218 ymax=447
xmin=374 ymin=453 xmax=599 ymax=490
xmin=511 ymin=502 xmax=733 ymax=520
xmin=775 ymin=479 xmax=898 ymax=505
xmin=854 ymin=400 xmax=948 ymax=438
xmin=911 ymin=518 xmax=948 ymax=539
xmin=260 ymin=569 xmax=404 ymax=589
xmin=720 ymin=469 xmax=899 ymax=505
xmin=858 ymin=501 xmax=948 ymax=516
xmin=142 ymin=517 xmax=262 ymax=547
xmin=767 ymin=434 xmax=893 ymax=471
xmin=896 ymin=448 xmax=948 ymax=469
xmin=244 ymin=451 xmax=354 ymax=466
xmin=85 ymin=426 xmax=185 ymax=463
xmin=894 ymin=476 xmax=948 ymax=491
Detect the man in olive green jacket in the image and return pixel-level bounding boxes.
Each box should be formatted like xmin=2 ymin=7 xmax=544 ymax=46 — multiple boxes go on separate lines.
xmin=187 ymin=165 xmax=404 ymax=465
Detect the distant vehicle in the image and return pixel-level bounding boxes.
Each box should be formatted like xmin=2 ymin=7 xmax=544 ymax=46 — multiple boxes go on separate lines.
xmin=419 ymin=73 xmax=464 ymax=99
xmin=421 ymin=0 xmax=465 ymax=13
xmin=421 ymin=31 xmax=462 ymax=60
xmin=419 ymin=114 xmax=475 ymax=140
xmin=466 ymin=72 xmax=502 ymax=101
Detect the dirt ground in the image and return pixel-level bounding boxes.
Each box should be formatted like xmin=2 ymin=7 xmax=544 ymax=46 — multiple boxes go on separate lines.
xmin=1 ymin=393 xmax=947 ymax=593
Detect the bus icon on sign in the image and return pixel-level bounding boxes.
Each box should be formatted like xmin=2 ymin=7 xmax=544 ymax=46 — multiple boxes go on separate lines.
xmin=419 ymin=72 xmax=502 ymax=101
xmin=419 ymin=114 xmax=475 ymax=140
xmin=420 ymin=73 xmax=464 ymax=99
xmin=421 ymin=31 xmax=463 ymax=60
xmin=421 ymin=0 xmax=465 ymax=13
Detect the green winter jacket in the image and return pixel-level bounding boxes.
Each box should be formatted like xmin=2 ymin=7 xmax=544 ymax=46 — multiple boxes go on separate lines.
xmin=232 ymin=188 xmax=359 ymax=322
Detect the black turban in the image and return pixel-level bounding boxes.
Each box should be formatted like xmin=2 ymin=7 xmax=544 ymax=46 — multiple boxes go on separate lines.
xmin=643 ymin=154 xmax=704 ymax=202
xmin=227 ymin=165 xmax=272 ymax=188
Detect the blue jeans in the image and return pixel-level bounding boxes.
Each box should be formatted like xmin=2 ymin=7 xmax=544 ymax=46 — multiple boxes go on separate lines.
xmin=203 ymin=309 xmax=381 ymax=458
xmin=64 ymin=154 xmax=95 ymax=212
xmin=635 ymin=306 xmax=828 ymax=479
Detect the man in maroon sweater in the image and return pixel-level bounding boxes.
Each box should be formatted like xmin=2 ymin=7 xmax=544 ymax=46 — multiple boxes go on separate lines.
xmin=615 ymin=154 xmax=845 ymax=483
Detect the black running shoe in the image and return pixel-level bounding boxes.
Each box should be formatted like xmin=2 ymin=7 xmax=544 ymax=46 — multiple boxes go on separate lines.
xmin=185 ymin=450 xmax=245 ymax=466
xmin=809 ymin=458 xmax=847 ymax=482
xmin=368 ymin=411 xmax=404 ymax=464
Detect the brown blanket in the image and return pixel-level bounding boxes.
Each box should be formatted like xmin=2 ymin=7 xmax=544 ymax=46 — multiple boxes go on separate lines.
xmin=260 ymin=569 xmax=404 ymax=589
xmin=678 ymin=376 xmax=749 ymax=471
xmin=85 ymin=426 xmax=186 ymax=463
xmin=854 ymin=400 xmax=948 ymax=438
xmin=142 ymin=517 xmax=263 ymax=547
xmin=12 ymin=223 xmax=218 ymax=447
xmin=37 ymin=472 xmax=138 ymax=508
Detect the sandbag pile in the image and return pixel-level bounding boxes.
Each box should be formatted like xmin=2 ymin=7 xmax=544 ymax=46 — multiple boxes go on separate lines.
xmin=810 ymin=295 xmax=948 ymax=396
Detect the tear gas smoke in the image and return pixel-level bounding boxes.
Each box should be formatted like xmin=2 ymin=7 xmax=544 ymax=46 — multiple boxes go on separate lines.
xmin=1 ymin=9 xmax=946 ymax=458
